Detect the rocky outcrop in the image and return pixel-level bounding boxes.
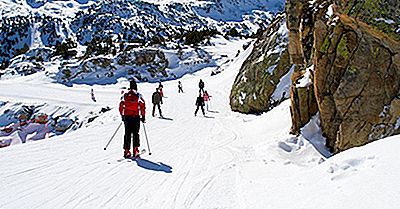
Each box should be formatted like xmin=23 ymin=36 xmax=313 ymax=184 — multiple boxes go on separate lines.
xmin=315 ymin=14 xmax=400 ymax=152
xmin=58 ymin=49 xmax=169 ymax=84
xmin=285 ymin=0 xmax=323 ymax=134
xmin=289 ymin=66 xmax=319 ymax=134
xmin=230 ymin=14 xmax=294 ymax=114
xmin=286 ymin=0 xmax=400 ymax=153
xmin=285 ymin=0 xmax=306 ymax=65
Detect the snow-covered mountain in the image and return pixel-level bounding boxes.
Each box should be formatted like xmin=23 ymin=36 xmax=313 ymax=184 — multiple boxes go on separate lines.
xmin=0 ymin=0 xmax=284 ymax=84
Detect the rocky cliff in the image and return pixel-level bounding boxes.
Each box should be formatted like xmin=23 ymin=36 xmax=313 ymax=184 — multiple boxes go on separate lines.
xmin=230 ymin=0 xmax=399 ymax=153
xmin=286 ymin=0 xmax=400 ymax=153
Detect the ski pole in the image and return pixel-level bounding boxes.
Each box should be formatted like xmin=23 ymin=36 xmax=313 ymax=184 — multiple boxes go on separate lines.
xmin=103 ymin=122 xmax=122 ymax=150
xmin=142 ymin=122 xmax=152 ymax=155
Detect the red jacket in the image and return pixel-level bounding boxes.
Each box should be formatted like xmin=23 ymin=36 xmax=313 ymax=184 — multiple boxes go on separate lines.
xmin=203 ymin=93 xmax=210 ymax=101
xmin=119 ymin=90 xmax=146 ymax=117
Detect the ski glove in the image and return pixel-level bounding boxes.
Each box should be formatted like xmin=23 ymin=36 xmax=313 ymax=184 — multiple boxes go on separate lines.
xmin=141 ymin=116 xmax=146 ymax=123
xmin=121 ymin=116 xmax=125 ymax=122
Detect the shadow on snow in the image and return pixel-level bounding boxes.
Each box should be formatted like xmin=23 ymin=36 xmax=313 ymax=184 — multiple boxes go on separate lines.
xmin=135 ymin=158 xmax=173 ymax=173
xmin=159 ymin=116 xmax=173 ymax=121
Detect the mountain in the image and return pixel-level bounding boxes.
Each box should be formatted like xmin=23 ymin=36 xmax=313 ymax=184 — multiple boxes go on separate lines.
xmin=0 ymin=0 xmax=284 ymax=85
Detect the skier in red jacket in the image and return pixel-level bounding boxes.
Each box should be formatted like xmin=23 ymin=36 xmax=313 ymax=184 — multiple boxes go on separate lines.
xmin=119 ymin=80 xmax=146 ymax=158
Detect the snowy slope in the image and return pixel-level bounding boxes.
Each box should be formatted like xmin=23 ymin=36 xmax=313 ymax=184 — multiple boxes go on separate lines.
xmin=1 ymin=36 xmax=400 ymax=209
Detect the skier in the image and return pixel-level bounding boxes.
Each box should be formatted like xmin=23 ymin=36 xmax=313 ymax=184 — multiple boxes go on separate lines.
xmin=198 ymin=79 xmax=205 ymax=93
xmin=158 ymin=82 xmax=164 ymax=97
xmin=152 ymin=88 xmax=163 ymax=118
xmin=119 ymin=80 xmax=146 ymax=158
xmin=194 ymin=92 xmax=205 ymax=117
xmin=91 ymin=89 xmax=96 ymax=102
xmin=178 ymin=81 xmax=183 ymax=93
xmin=203 ymin=90 xmax=212 ymax=111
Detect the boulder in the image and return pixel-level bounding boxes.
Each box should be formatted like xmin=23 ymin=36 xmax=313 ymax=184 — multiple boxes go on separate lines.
xmin=314 ymin=14 xmax=400 ymax=152
xmin=285 ymin=0 xmax=400 ymax=153
xmin=54 ymin=117 xmax=74 ymax=132
xmin=230 ymin=14 xmax=294 ymax=114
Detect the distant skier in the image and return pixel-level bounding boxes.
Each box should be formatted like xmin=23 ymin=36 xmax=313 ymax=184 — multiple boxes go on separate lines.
xmin=178 ymin=81 xmax=183 ymax=93
xmin=203 ymin=90 xmax=212 ymax=111
xmin=158 ymin=82 xmax=164 ymax=97
xmin=152 ymin=88 xmax=163 ymax=118
xmin=198 ymin=79 xmax=205 ymax=93
xmin=194 ymin=92 xmax=205 ymax=117
xmin=119 ymin=80 xmax=146 ymax=158
xmin=91 ymin=89 xmax=96 ymax=102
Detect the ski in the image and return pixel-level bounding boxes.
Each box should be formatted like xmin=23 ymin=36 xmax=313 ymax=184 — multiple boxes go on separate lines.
xmin=135 ymin=148 xmax=147 ymax=159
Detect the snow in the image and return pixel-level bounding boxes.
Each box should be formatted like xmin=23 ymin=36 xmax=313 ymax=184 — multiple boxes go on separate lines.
xmin=277 ymin=20 xmax=288 ymax=35
xmin=1 ymin=35 xmax=400 ymax=208
xmin=271 ymin=64 xmax=295 ymax=101
xmin=326 ymin=4 xmax=334 ymax=18
xmin=192 ymin=0 xmax=283 ymax=22
xmin=300 ymin=113 xmax=331 ymax=158
xmin=375 ymin=18 xmax=395 ymax=24
xmin=296 ymin=64 xmax=313 ymax=88
xmin=266 ymin=64 xmax=277 ymax=75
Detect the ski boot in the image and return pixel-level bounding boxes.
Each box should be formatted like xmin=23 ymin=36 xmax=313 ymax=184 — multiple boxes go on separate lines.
xmin=133 ymin=147 xmax=140 ymax=159
xmin=124 ymin=149 xmax=132 ymax=158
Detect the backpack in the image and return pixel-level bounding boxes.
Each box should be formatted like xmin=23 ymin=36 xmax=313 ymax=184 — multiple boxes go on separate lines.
xmin=152 ymin=92 xmax=161 ymax=104
xmin=199 ymin=81 xmax=204 ymax=89
xmin=121 ymin=91 xmax=140 ymax=116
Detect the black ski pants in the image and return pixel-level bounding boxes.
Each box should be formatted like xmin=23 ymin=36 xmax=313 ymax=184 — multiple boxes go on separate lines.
xmin=152 ymin=103 xmax=162 ymax=117
xmin=195 ymin=105 xmax=205 ymax=116
xmin=123 ymin=116 xmax=140 ymax=150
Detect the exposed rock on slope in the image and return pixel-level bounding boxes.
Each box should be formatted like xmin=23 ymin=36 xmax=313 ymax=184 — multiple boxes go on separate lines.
xmin=286 ymin=0 xmax=400 ymax=153
xmin=230 ymin=0 xmax=399 ymax=153
xmin=230 ymin=14 xmax=294 ymax=114
xmin=314 ymin=14 xmax=400 ymax=153
xmin=285 ymin=0 xmax=321 ymax=134
xmin=58 ymin=49 xmax=169 ymax=84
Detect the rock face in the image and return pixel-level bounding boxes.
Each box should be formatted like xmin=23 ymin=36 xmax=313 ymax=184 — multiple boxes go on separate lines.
xmin=289 ymin=66 xmax=318 ymax=134
xmin=286 ymin=0 xmax=400 ymax=153
xmin=315 ymin=14 xmax=400 ymax=152
xmin=230 ymin=14 xmax=294 ymax=114
xmin=285 ymin=0 xmax=321 ymax=134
